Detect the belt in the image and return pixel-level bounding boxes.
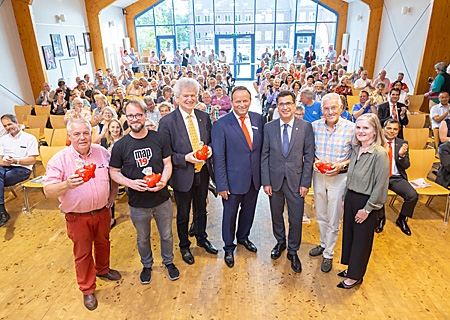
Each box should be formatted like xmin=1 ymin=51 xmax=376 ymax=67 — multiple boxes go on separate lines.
xmin=67 ymin=206 xmax=106 ymax=215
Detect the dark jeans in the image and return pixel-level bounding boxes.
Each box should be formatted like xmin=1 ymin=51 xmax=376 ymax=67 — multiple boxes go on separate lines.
xmin=0 ymin=166 xmax=31 ymax=204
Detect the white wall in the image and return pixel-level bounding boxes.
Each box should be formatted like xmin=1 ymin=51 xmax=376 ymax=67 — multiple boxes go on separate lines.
xmin=374 ymin=0 xmax=431 ymax=94
xmin=346 ymin=1 xmax=369 ymax=72
xmin=99 ymin=6 xmax=128 ymax=75
xmin=0 ymin=0 xmax=34 ymax=114
xmin=32 ymin=0 xmax=95 ymax=89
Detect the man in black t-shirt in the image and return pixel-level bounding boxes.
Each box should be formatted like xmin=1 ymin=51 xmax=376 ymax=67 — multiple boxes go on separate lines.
xmin=109 ymin=98 xmax=180 ymax=284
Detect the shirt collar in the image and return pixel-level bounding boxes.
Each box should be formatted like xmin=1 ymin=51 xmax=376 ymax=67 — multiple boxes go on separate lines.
xmin=280 ymin=117 xmax=295 ymax=128
xmin=9 ymin=129 xmax=23 ymax=139
xmin=179 ymin=107 xmax=195 ymax=120
xmin=233 ymin=110 xmax=248 ymax=121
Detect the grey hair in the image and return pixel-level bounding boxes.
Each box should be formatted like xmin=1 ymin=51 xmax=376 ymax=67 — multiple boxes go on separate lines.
xmin=173 ymin=78 xmax=199 ymax=97
xmin=67 ymin=117 xmax=92 ymax=134
xmin=72 ymin=97 xmax=83 ymax=105
xmin=321 ymin=93 xmax=342 ymax=108
xmin=1 ymin=114 xmax=18 ymax=123
xmin=300 ymin=88 xmax=315 ymax=100
xmin=435 ymin=62 xmax=447 ymax=72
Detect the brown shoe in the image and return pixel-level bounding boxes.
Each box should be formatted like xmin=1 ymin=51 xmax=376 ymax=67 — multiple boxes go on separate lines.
xmin=83 ymin=293 xmax=98 ymax=310
xmin=96 ymin=269 xmax=121 ymax=281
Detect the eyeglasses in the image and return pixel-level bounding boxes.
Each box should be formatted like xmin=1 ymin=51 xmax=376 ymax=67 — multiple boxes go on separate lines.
xmin=278 ymin=102 xmax=294 ymax=108
xmin=322 ymin=106 xmax=339 ymax=113
xmin=126 ymin=113 xmax=144 ymax=120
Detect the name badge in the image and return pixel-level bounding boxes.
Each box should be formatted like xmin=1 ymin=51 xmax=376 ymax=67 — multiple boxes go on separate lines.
xmin=251 ymin=126 xmax=258 ymax=130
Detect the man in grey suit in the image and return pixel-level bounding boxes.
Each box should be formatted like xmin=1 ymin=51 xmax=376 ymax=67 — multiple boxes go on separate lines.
xmin=261 ymin=90 xmax=315 ymax=273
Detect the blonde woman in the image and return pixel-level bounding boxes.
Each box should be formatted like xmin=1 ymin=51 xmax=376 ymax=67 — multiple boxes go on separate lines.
xmin=93 ymin=106 xmax=118 ymax=144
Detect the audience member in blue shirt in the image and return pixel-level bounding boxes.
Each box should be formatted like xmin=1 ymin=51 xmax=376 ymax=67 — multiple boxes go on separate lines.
xmin=300 ymin=88 xmax=323 ymax=122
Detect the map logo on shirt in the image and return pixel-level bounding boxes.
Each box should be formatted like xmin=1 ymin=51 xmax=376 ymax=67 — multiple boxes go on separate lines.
xmin=134 ymin=148 xmax=153 ymax=167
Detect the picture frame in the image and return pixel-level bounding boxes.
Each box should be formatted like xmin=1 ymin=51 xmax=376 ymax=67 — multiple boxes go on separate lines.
xmin=83 ymin=32 xmax=92 ymax=52
xmin=66 ymin=35 xmax=77 ymax=57
xmin=42 ymin=45 xmax=57 ymax=70
xmin=78 ymin=46 xmax=87 ymax=66
xmin=50 ymin=34 xmax=64 ymax=57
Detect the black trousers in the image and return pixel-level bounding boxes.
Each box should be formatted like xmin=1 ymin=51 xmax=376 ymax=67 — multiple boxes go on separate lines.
xmin=379 ymin=175 xmax=418 ymax=219
xmin=341 ymin=190 xmax=378 ymax=280
xmin=173 ymin=165 xmax=209 ymax=250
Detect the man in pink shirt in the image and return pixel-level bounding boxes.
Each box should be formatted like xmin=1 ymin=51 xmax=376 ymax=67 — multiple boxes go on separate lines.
xmin=44 ymin=118 xmax=120 ymax=311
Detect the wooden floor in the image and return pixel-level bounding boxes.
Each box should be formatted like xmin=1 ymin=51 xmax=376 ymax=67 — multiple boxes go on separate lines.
xmin=1 ymin=162 xmax=450 ymax=320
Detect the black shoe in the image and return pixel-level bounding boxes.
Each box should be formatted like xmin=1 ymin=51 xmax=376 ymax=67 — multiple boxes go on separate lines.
xmin=197 ymin=240 xmax=218 ymax=254
xmin=337 ymin=278 xmax=363 ymax=289
xmin=375 ymin=215 xmax=386 ymax=233
xmin=181 ymin=248 xmax=195 ymax=264
xmin=237 ymin=239 xmax=257 ymax=253
xmin=309 ymin=245 xmax=325 ymax=257
xmin=188 ymin=220 xmax=197 ymax=237
xmin=165 ymin=263 xmax=180 ymax=281
xmin=140 ymin=267 xmax=152 ymax=284
xmin=270 ymin=243 xmax=286 ymax=260
xmin=321 ymin=258 xmax=333 ymax=273
xmin=287 ymin=253 xmax=302 ymax=273
xmin=337 ymin=270 xmax=348 ymax=278
xmin=0 ymin=211 xmax=10 ymax=227
xmin=396 ymin=217 xmax=411 ymax=236
xmin=208 ymin=181 xmax=218 ymax=197
xmin=224 ymin=252 xmax=234 ymax=268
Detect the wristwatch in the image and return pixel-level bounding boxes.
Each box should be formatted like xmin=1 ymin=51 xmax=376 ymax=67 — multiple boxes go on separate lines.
xmin=342 ymin=163 xmax=348 ymax=170
xmin=365 ymin=209 xmax=371 ymax=214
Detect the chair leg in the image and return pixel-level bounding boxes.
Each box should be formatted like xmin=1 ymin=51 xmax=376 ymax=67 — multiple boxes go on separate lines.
xmin=445 ymin=195 xmax=450 ymax=224
xmin=388 ymin=195 xmax=399 ymax=214
xmin=21 ymin=185 xmax=31 ymax=214
xmin=425 ymin=196 xmax=434 ymax=207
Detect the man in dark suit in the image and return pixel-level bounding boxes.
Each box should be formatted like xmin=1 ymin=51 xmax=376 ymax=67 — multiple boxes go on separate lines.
xmin=376 ymin=119 xmax=418 ymax=236
xmin=377 ymin=88 xmax=408 ymax=139
xmin=304 ymin=45 xmax=316 ymax=68
xmin=158 ymin=78 xmax=218 ymax=265
xmin=436 ymin=141 xmax=450 ymax=188
xmin=211 ymin=86 xmax=264 ymax=268
xmin=261 ymin=91 xmax=314 ymax=273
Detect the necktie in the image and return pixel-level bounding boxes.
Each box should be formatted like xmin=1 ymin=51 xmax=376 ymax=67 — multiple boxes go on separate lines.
xmin=240 ymin=117 xmax=252 ymax=150
xmin=387 ymin=141 xmax=393 ymax=177
xmin=392 ymin=104 xmax=398 ymax=121
xmin=283 ymin=123 xmax=289 ymax=156
xmin=187 ymin=114 xmax=203 ymax=172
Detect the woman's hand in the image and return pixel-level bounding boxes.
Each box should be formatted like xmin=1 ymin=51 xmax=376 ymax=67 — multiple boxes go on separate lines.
xmin=355 ymin=209 xmax=369 ymax=224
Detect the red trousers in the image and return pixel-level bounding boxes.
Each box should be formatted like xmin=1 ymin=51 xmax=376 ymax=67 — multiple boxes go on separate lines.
xmin=65 ymin=207 xmax=111 ymax=294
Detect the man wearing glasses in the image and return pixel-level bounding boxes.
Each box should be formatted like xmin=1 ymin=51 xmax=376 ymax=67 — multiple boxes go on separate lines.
xmin=109 ymin=98 xmax=180 ymax=284
xmin=309 ymin=93 xmax=354 ymax=273
xmin=261 ymin=91 xmax=315 ymax=273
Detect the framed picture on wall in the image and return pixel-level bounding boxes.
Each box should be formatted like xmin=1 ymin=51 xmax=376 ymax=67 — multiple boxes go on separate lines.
xmin=66 ymin=35 xmax=77 ymax=57
xmin=83 ymin=32 xmax=92 ymax=52
xmin=78 ymin=46 xmax=87 ymax=65
xmin=42 ymin=45 xmax=57 ymax=70
xmin=50 ymin=34 xmax=64 ymax=57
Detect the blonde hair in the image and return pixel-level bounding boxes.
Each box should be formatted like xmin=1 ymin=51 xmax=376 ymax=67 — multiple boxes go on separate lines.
xmin=104 ymin=119 xmax=123 ymax=146
xmin=353 ymin=113 xmax=384 ymax=147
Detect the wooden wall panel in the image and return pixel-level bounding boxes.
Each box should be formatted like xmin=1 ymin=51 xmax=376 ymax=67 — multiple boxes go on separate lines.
xmin=361 ymin=0 xmax=383 ymax=78
xmin=320 ymin=0 xmax=348 ymax=57
xmin=125 ymin=0 xmax=159 ymax=50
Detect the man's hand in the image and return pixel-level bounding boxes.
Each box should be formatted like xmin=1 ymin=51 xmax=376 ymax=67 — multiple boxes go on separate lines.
xmin=66 ymin=174 xmax=85 ymax=189
xmin=185 ymin=151 xmax=205 ymax=164
xmin=2 ymin=156 xmax=14 ymax=167
xmin=129 ymin=179 xmax=149 ymax=192
xmin=400 ymin=106 xmax=407 ymax=116
xmin=398 ymin=143 xmax=408 ymax=157
xmin=218 ymin=190 xmax=230 ymax=200
xmin=325 ymin=164 xmax=340 ymax=176
xmin=207 ymin=146 xmax=213 ymax=159
xmin=147 ymin=181 xmax=166 ymax=192
xmin=300 ymin=186 xmax=309 ymax=198
xmin=264 ymin=185 xmax=272 ymax=196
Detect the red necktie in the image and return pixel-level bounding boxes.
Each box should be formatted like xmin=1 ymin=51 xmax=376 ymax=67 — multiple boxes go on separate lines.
xmin=392 ymin=104 xmax=398 ymax=121
xmin=388 ymin=141 xmax=393 ymax=177
xmin=240 ymin=117 xmax=252 ymax=150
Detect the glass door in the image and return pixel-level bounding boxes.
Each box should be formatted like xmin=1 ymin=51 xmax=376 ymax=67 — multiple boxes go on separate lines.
xmin=156 ymin=35 xmax=176 ymax=63
xmin=294 ymin=33 xmax=315 ymax=61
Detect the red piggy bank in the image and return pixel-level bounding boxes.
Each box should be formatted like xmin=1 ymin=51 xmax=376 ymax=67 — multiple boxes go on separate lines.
xmin=144 ymin=173 xmax=162 ymax=188
xmin=75 ymin=163 xmax=96 ymax=182
xmin=195 ymin=145 xmax=209 ymax=161
xmin=315 ymin=162 xmax=333 ymax=174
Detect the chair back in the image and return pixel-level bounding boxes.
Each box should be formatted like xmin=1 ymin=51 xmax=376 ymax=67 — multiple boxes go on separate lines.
xmin=50 ymin=128 xmax=68 ymax=146
xmin=403 ymin=128 xmax=429 ymax=149
xmin=433 ymin=128 xmax=440 ymax=152
xmin=23 ymin=128 xmax=40 ymax=143
xmin=14 ymin=105 xmax=32 ymax=124
xmin=27 ymin=115 xmax=48 ymax=136
xmin=40 ymin=146 xmax=66 ymax=169
xmin=347 ymin=96 xmax=360 ymax=111
xmin=44 ymin=128 xmax=54 ymax=146
xmin=34 ymin=105 xmax=51 ymax=117
xmin=408 ymin=95 xmax=425 ymax=114
xmin=50 ymin=115 xmax=66 ymax=129
xmin=406 ymin=149 xmax=435 ymax=181
xmin=405 ymin=114 xmax=426 ymax=128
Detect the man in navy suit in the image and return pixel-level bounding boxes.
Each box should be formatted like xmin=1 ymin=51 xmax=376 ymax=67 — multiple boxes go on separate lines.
xmin=261 ymin=91 xmax=315 ymax=273
xmin=212 ymin=86 xmax=264 ymax=268
xmin=159 ymin=78 xmax=218 ymax=265
xmin=376 ymin=119 xmax=418 ymax=236
xmin=377 ymin=88 xmax=408 ymax=139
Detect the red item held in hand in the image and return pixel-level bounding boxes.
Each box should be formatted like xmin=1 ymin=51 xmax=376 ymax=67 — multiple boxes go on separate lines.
xmin=75 ymin=163 xmax=96 ymax=182
xmin=195 ymin=145 xmax=209 ymax=161
xmin=315 ymin=162 xmax=333 ymax=174
xmin=144 ymin=173 xmax=162 ymax=188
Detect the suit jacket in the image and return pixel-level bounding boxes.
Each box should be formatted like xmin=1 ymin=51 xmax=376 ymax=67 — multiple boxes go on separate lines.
xmin=211 ymin=111 xmax=264 ymax=194
xmin=436 ymin=141 xmax=450 ymax=187
xmin=304 ymin=51 xmax=316 ymax=63
xmin=261 ymin=118 xmax=315 ymax=193
xmin=378 ymin=101 xmax=409 ymax=128
xmin=390 ymin=137 xmax=410 ymax=180
xmin=158 ymin=108 xmax=212 ymax=192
